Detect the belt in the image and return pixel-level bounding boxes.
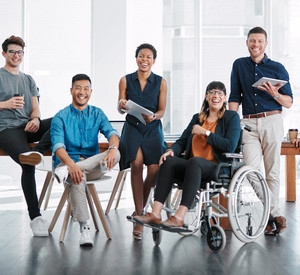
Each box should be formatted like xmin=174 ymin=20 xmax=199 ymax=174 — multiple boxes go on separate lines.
xmin=243 ymin=110 xmax=282 ymax=119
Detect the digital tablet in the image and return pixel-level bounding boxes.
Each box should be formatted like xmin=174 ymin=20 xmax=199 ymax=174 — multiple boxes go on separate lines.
xmin=252 ymin=77 xmax=287 ymax=88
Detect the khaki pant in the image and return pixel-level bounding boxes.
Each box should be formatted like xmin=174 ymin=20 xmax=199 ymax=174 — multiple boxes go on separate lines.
xmin=60 ymin=150 xmax=120 ymax=222
xmin=242 ymin=114 xmax=283 ymax=217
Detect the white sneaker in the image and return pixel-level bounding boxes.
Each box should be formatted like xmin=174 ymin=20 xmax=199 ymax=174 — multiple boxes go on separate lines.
xmin=19 ymin=151 xmax=43 ymax=166
xmin=54 ymin=165 xmax=69 ymax=183
xmin=80 ymin=224 xmax=93 ymax=246
xmin=30 ymin=216 xmax=49 ymax=237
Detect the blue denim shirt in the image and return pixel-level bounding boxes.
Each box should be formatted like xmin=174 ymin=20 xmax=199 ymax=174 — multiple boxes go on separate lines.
xmin=229 ymin=54 xmax=293 ymax=115
xmin=51 ymin=104 xmax=119 ymax=168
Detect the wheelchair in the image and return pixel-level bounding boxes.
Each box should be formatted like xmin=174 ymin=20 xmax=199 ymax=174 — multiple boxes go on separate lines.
xmin=129 ymin=126 xmax=270 ymax=251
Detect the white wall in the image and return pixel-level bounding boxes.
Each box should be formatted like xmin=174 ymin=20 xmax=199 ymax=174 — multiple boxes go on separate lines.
xmin=91 ymin=0 xmax=163 ymax=121
xmin=91 ymin=0 xmax=127 ymax=120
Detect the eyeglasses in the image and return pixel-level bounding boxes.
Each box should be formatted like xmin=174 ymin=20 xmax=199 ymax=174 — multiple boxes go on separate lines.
xmin=7 ymin=50 xmax=24 ymax=56
xmin=207 ymin=90 xmax=225 ymax=96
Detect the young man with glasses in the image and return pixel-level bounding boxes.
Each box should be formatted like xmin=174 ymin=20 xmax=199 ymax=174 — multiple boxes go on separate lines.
xmin=229 ymin=27 xmax=293 ymax=235
xmin=0 ymin=35 xmax=52 ymax=237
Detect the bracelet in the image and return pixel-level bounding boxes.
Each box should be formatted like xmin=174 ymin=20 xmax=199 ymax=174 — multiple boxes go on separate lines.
xmin=108 ymin=145 xmax=117 ymax=150
xmin=31 ymin=116 xmax=40 ymax=120
xmin=273 ymin=94 xmax=280 ymax=100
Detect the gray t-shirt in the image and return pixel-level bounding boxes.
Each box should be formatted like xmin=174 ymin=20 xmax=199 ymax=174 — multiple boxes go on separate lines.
xmin=0 ymin=67 xmax=39 ymax=132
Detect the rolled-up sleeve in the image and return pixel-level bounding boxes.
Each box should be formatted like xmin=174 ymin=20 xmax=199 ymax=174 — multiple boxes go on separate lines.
xmin=229 ymin=61 xmax=242 ymax=103
xmin=99 ymin=111 xmax=120 ymax=140
xmin=50 ymin=114 xmax=66 ymax=154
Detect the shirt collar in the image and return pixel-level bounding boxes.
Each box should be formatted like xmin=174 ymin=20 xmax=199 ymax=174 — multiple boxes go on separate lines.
xmin=249 ymin=54 xmax=269 ymax=65
xmin=133 ymin=71 xmax=154 ymax=83
xmin=70 ymin=104 xmax=89 ymax=115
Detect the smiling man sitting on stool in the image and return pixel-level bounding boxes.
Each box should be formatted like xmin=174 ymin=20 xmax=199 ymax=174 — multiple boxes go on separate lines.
xmin=51 ymin=74 xmax=120 ymax=246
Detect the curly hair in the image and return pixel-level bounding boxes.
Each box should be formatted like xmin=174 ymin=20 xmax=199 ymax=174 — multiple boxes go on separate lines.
xmin=135 ymin=43 xmax=157 ymax=60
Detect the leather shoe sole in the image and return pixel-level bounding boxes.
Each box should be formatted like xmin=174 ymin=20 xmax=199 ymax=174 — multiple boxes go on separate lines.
xmin=19 ymin=151 xmax=43 ymax=166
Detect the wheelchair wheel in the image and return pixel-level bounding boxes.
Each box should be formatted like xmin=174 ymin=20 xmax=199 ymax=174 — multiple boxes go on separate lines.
xmin=165 ymin=188 xmax=200 ymax=236
xmin=228 ymin=166 xmax=270 ymax=243
xmin=152 ymin=228 xmax=162 ymax=246
xmin=207 ymin=225 xmax=226 ymax=251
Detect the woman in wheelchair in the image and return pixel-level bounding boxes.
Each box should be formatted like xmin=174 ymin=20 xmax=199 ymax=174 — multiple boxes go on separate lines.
xmin=134 ymin=81 xmax=241 ymax=228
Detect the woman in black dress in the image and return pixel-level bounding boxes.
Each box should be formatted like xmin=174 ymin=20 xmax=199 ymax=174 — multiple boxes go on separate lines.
xmin=118 ymin=43 xmax=167 ymax=239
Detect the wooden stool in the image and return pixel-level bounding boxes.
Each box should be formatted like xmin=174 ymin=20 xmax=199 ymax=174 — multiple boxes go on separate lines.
xmin=48 ymin=179 xmax=111 ymax=242
xmin=105 ymin=165 xmax=147 ymax=215
xmin=36 ymin=157 xmax=55 ymax=210
xmin=105 ymin=169 xmax=129 ymax=215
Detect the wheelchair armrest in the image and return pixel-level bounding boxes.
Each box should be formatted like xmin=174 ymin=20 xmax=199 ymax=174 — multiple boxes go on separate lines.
xmin=211 ymin=162 xmax=231 ymax=182
xmin=222 ymin=153 xmax=243 ymax=160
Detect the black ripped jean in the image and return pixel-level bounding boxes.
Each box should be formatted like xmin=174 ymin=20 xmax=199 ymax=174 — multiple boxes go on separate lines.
xmin=154 ymin=156 xmax=219 ymax=209
xmin=0 ymin=118 xmax=52 ymax=220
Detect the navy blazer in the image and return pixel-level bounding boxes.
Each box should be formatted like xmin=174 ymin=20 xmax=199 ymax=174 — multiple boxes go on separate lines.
xmin=170 ymin=110 xmax=241 ymax=163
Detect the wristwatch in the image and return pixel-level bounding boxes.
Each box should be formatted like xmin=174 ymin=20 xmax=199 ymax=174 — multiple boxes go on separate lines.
xmin=205 ymin=131 xmax=211 ymax=137
xmin=273 ymin=94 xmax=281 ymax=100
xmin=108 ymin=145 xmax=117 ymax=150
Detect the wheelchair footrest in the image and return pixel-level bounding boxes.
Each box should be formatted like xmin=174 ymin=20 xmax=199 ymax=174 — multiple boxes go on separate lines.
xmin=127 ymin=215 xmax=161 ymax=229
xmin=127 ymin=215 xmax=194 ymax=233
xmin=161 ymin=225 xmax=194 ymax=233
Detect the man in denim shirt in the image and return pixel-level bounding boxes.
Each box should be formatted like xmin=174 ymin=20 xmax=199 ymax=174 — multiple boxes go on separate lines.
xmin=51 ymin=74 xmax=120 ymax=246
xmin=229 ymin=27 xmax=293 ymax=235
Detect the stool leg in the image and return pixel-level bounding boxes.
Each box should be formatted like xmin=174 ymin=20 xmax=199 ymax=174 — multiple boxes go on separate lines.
xmin=38 ymin=171 xmax=52 ymax=208
xmin=87 ymin=184 xmax=112 ymax=239
xmin=114 ymin=171 xmax=127 ymax=210
xmin=44 ymin=176 xmax=54 ymax=210
xmin=86 ymin=187 xmax=100 ymax=231
xmin=48 ymin=186 xmax=70 ymax=233
xmin=59 ymin=202 xmax=72 ymax=242
xmin=105 ymin=170 xmax=124 ymax=215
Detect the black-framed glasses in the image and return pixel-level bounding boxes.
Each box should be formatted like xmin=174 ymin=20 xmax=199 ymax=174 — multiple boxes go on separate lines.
xmin=207 ymin=90 xmax=225 ymax=96
xmin=7 ymin=50 xmax=24 ymax=56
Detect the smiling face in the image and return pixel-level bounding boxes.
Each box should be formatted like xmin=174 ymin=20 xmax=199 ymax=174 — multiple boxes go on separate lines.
xmin=246 ymin=33 xmax=268 ymax=63
xmin=136 ymin=48 xmax=155 ymax=72
xmin=71 ymin=79 xmax=92 ymax=110
xmin=2 ymin=44 xmax=24 ymax=69
xmin=205 ymin=89 xmax=227 ymax=112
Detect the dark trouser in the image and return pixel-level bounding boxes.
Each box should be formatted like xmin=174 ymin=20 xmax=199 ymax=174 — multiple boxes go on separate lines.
xmin=0 ymin=118 xmax=52 ymax=220
xmin=154 ymin=156 xmax=219 ymax=209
